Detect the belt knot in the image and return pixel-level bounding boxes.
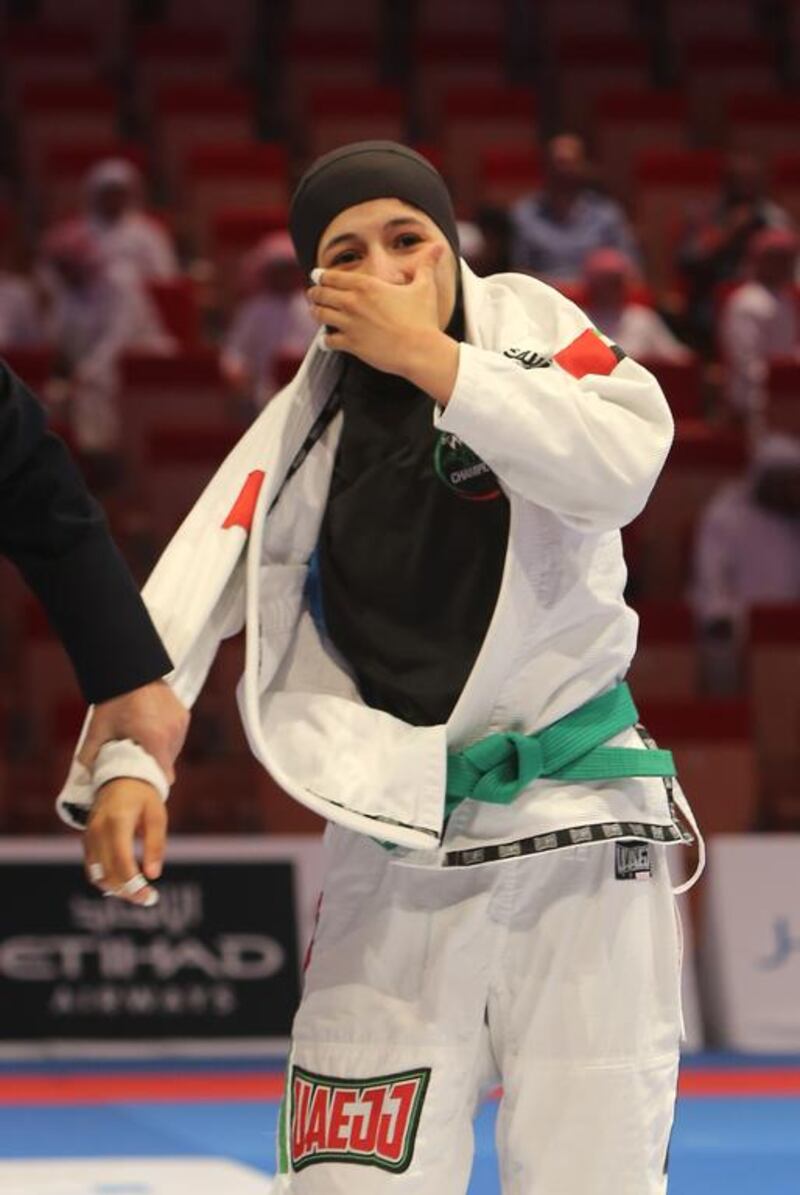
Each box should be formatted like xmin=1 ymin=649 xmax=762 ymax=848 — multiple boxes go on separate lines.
xmin=471 ymin=732 xmax=545 ymax=804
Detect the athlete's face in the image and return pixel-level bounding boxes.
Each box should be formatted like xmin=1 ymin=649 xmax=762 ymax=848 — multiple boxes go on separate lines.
xmin=316 ymin=198 xmax=458 ymax=330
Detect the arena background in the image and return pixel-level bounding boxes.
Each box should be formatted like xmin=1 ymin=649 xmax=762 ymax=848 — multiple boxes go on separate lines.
xmin=0 ymin=1 xmax=799 ymax=1191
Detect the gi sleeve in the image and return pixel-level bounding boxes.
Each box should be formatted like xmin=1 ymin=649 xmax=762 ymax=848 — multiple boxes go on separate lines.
xmin=0 ymin=361 xmax=172 ymax=703
xmin=435 ymin=289 xmax=674 ymax=533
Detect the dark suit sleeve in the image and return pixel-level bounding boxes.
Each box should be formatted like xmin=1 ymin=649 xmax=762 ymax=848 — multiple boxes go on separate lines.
xmin=0 ymin=361 xmax=173 ymax=704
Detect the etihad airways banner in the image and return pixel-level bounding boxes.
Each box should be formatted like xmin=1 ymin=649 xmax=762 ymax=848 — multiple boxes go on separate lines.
xmin=0 ymin=836 xmax=324 ymax=1047
xmin=704 ymin=834 xmax=800 ymax=1050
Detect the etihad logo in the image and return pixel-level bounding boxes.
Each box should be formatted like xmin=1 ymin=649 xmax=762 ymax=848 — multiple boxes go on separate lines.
xmin=290 ymin=1065 xmax=430 ymax=1173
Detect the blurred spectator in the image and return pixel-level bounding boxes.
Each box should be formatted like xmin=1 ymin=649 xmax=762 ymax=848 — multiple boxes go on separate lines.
xmin=678 ymin=153 xmax=793 ymax=352
xmin=475 ymin=206 xmax=512 ymax=275
xmin=83 ymin=158 xmax=179 ymax=282
xmin=456 ymin=221 xmax=486 ymax=271
xmin=582 ymin=249 xmax=692 ymax=361
xmin=220 ymin=231 xmax=316 ymax=414
xmin=720 ymin=228 xmax=799 ymax=420
xmin=509 ymin=134 xmax=638 ymax=282
xmin=692 ymin=433 xmax=800 ymax=691
xmin=0 ymin=267 xmax=43 ymax=349
xmin=41 ymin=222 xmax=175 ymax=453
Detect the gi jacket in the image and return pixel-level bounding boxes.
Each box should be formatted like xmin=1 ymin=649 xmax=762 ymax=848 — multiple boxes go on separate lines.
xmin=58 ymin=264 xmax=676 ymax=854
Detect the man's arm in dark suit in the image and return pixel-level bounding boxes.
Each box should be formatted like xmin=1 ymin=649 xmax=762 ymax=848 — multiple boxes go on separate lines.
xmin=0 ymin=361 xmax=173 ymax=703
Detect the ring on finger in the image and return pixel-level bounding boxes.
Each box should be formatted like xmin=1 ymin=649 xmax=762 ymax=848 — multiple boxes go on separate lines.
xmin=88 ymin=862 xmax=105 ymax=884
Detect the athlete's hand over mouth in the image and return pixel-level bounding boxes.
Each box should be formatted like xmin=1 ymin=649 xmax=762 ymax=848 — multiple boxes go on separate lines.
xmin=308 ymin=245 xmax=459 ymax=405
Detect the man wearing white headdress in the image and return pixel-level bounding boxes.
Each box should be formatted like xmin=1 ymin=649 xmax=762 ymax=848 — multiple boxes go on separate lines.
xmin=84 ymin=158 xmax=179 ymax=283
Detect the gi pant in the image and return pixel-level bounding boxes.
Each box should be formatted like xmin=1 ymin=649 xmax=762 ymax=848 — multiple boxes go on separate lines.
xmin=273 ymin=825 xmax=683 ymax=1194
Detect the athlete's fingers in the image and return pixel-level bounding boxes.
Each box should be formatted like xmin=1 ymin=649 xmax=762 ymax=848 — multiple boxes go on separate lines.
xmin=310 ymin=303 xmax=352 ymax=328
xmin=310 ymin=268 xmax=368 ymax=293
xmin=141 ymin=800 xmax=167 ymax=881
xmin=104 ymin=820 xmax=158 ymax=905
xmin=307 ymin=286 xmax=356 ymax=312
xmin=324 ymin=330 xmax=349 ymax=352
xmin=83 ymin=830 xmax=109 ymax=891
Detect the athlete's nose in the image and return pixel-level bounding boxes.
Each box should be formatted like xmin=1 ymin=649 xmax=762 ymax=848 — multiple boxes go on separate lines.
xmin=363 ymin=246 xmax=408 ymax=285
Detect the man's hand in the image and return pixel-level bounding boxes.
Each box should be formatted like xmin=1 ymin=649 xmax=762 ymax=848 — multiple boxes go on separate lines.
xmin=84 ymin=778 xmax=166 ymax=906
xmin=78 ymin=679 xmax=189 ymax=783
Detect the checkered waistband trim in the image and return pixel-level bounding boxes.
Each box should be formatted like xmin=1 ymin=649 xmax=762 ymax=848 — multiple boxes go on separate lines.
xmin=443 ymin=816 xmax=692 ymax=868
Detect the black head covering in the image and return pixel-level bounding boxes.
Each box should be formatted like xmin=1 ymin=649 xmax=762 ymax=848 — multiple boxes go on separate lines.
xmin=289 ymin=140 xmax=460 ymax=274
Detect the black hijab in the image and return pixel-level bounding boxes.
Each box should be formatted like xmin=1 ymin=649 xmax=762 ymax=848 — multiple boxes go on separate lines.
xmin=289 ymin=140 xmax=460 ymax=275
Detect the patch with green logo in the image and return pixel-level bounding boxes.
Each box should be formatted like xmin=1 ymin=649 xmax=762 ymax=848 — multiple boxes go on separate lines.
xmin=290 ymin=1064 xmax=431 ymax=1173
xmin=433 ymin=432 xmax=501 ymax=501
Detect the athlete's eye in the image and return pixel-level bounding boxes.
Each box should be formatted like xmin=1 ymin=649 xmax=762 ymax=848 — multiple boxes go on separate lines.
xmin=330 ymin=249 xmax=360 ymax=267
xmin=394 ymin=233 xmax=423 ymax=249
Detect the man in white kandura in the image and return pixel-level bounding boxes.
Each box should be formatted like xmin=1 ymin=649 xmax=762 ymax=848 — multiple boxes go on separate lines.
xmin=58 ymin=142 xmax=702 ymax=1194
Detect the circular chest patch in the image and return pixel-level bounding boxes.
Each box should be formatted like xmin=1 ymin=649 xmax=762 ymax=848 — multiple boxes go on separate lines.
xmin=433 ymin=432 xmax=501 ymax=501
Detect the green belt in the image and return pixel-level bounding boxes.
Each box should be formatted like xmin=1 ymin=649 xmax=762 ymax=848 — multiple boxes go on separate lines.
xmin=445 ymin=682 xmax=675 ymax=820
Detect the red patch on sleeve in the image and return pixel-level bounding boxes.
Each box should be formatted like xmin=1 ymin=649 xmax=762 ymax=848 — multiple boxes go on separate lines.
xmin=222 ymin=470 xmax=266 ymax=531
xmin=554 ymin=328 xmax=619 ymax=379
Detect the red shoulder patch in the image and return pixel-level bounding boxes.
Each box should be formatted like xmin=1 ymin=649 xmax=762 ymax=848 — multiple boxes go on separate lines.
xmin=222 ymin=470 xmax=266 ymax=531
xmin=554 ymin=328 xmax=622 ymax=379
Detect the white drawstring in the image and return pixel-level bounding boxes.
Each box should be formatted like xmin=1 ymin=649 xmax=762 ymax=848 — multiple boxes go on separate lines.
xmin=671 ymin=786 xmax=706 ymax=896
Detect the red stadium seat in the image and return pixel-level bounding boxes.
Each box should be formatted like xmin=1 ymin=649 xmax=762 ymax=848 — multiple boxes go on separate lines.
xmin=633 ymin=149 xmax=724 ymax=295
xmin=3 ymin=24 xmax=98 ymax=96
xmin=146 ymin=278 xmax=202 ymax=348
xmin=144 ymin=422 xmax=240 ymax=544
xmin=119 ymin=350 xmax=229 ymax=469
xmin=284 ymin=33 xmax=382 ymax=129
xmin=305 ymin=86 xmax=407 ymax=161
xmin=413 ymin=34 xmax=505 ymax=135
xmin=683 ymin=37 xmax=777 ymax=141
xmin=640 ymin=357 xmax=704 ymax=421
xmin=135 ymin=26 xmax=231 ymax=95
xmin=479 ymin=145 xmax=541 ymax=207
xmin=210 ymin=205 xmax=291 ymax=308
xmin=18 ymin=599 xmax=80 ymax=751
xmin=256 ymin=767 xmax=327 ymax=834
xmin=772 ymin=153 xmax=800 ymax=229
xmin=668 ymin=0 xmax=756 ymax=40
xmin=630 ymin=419 xmax=747 ymax=599
xmin=161 ymin=0 xmax=254 ymax=61
xmin=417 ymin=0 xmax=505 ymax=34
xmin=17 ymin=82 xmax=119 ymax=183
xmin=411 ymin=143 xmax=446 ymax=177
xmin=544 ymin=0 xmax=635 ymax=37
xmin=627 ymin=601 xmax=698 ymax=699
xmin=273 ymin=351 xmax=305 ymax=391
xmin=40 ymin=141 xmax=148 ymax=221
xmin=765 ymin=358 xmax=800 ymax=439
xmin=184 ymin=142 xmax=289 ymax=252
xmin=637 ymin=697 xmax=758 ymax=836
xmin=442 ymin=88 xmax=538 ymax=214
xmin=290 ymin=0 xmax=381 ymax=33
xmin=3 ymin=348 xmax=57 ymax=392
xmin=748 ymin=604 xmax=800 ymax=828
xmin=151 ymin=83 xmax=256 ymax=200
xmin=557 ymin=35 xmax=649 ymax=137
xmin=727 ymin=94 xmax=800 ymax=162
xmin=594 ymin=90 xmax=690 ymax=196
